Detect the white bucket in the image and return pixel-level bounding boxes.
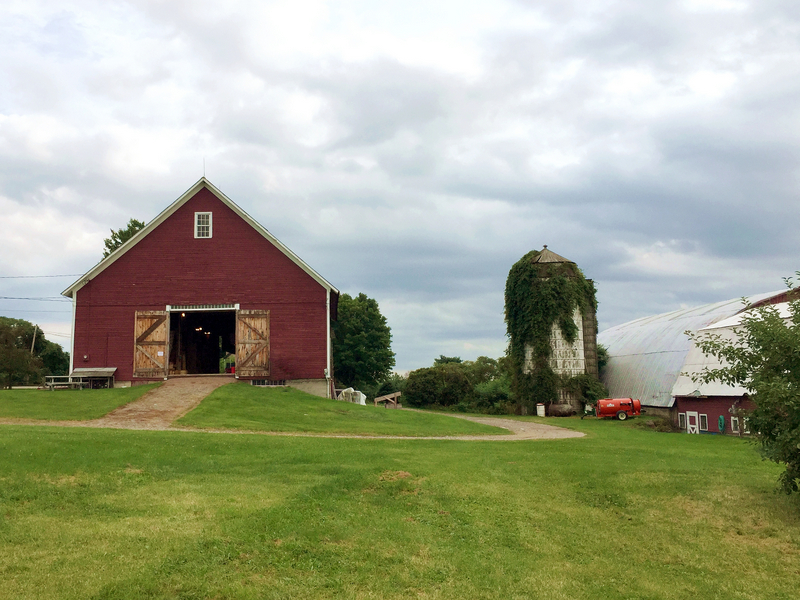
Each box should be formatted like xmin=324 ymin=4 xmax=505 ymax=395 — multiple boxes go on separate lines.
xmin=536 ymin=403 xmax=545 ymax=417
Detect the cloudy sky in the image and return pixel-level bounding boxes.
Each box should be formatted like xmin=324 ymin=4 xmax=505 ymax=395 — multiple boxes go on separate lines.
xmin=1 ymin=0 xmax=799 ymax=371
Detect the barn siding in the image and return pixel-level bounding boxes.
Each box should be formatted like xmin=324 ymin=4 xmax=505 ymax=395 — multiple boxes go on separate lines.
xmin=674 ymin=396 xmax=756 ymax=434
xmin=72 ymin=188 xmax=329 ymax=383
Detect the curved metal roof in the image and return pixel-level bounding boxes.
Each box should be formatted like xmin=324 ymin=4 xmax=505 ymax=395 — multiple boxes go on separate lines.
xmin=598 ymin=290 xmax=784 ymax=407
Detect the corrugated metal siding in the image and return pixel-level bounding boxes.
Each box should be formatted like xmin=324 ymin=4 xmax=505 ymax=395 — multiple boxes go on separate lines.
xmin=73 ymin=188 xmax=328 ymax=381
xmin=598 ymin=291 xmax=783 ymax=407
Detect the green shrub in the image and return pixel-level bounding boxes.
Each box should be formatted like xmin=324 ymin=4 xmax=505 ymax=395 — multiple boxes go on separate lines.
xmin=473 ymin=375 xmax=512 ymax=410
xmin=404 ymin=363 xmax=473 ymax=408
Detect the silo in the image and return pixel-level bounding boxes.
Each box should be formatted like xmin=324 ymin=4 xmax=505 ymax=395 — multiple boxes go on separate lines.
xmin=504 ymin=246 xmax=600 ymax=415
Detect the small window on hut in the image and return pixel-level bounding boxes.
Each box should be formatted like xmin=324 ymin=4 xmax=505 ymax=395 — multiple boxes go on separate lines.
xmin=678 ymin=413 xmax=686 ymax=430
xmin=699 ymin=414 xmax=708 ymax=431
xmin=195 ymin=212 xmax=212 ymax=238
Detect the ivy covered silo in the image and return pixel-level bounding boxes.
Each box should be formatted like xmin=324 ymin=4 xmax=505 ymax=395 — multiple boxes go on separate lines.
xmin=504 ymin=246 xmax=603 ymax=415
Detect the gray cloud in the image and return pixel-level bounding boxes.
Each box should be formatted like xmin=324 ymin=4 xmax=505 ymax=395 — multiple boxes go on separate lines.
xmin=1 ymin=0 xmax=799 ymax=370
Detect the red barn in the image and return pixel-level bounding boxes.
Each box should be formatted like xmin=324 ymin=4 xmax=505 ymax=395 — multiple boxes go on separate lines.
xmin=62 ymin=178 xmax=339 ymax=397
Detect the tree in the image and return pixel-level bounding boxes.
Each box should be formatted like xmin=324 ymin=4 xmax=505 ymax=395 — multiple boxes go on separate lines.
xmin=0 ymin=318 xmax=69 ymax=388
xmin=332 ymin=293 xmax=395 ymax=389
xmin=405 ymin=363 xmax=473 ymax=408
xmin=103 ymin=218 xmax=145 ymax=258
xmin=688 ymin=281 xmax=800 ymax=494
xmin=403 ymin=355 xmax=513 ymax=412
xmin=597 ymin=343 xmax=609 ymax=375
xmin=434 ymin=355 xmax=462 ymax=365
xmin=0 ymin=322 xmax=43 ymax=388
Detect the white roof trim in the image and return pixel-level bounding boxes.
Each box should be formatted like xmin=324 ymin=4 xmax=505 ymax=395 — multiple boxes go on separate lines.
xmin=62 ymin=178 xmax=339 ymax=298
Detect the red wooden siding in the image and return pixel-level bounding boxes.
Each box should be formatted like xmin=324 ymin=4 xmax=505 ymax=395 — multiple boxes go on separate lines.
xmin=73 ymin=188 xmax=329 ymax=382
xmin=674 ymin=396 xmax=756 ymax=434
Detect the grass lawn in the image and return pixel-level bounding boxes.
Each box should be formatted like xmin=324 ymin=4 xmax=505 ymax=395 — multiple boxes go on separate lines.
xmin=1 ymin=417 xmax=799 ymax=599
xmin=0 ymin=384 xmax=160 ymax=421
xmin=177 ymin=383 xmax=509 ymax=436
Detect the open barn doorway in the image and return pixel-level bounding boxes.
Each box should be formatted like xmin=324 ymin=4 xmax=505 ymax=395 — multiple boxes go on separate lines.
xmin=168 ymin=309 xmax=236 ymax=375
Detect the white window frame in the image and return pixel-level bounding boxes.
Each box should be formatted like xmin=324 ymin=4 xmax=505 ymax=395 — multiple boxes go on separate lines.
xmin=743 ymin=418 xmax=750 ymax=434
xmin=678 ymin=413 xmax=686 ymax=430
xmin=699 ymin=414 xmax=708 ymax=431
xmin=195 ymin=212 xmax=212 ymax=239
xmin=731 ymin=416 xmax=740 ymax=433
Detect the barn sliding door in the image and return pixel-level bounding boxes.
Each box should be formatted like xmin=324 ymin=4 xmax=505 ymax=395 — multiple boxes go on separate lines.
xmin=133 ymin=311 xmax=169 ymax=378
xmin=236 ymin=310 xmax=270 ymax=377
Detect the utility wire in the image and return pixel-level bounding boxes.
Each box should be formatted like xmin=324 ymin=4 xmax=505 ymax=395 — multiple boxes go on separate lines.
xmin=0 ymin=310 xmax=72 ymax=314
xmin=0 ymin=274 xmax=83 ymax=279
xmin=0 ymin=296 xmax=72 ymax=302
xmin=41 ymin=330 xmax=70 ymax=338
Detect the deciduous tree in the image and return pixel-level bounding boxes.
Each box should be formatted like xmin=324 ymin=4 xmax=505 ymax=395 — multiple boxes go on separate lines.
xmin=0 ymin=318 xmax=69 ymax=388
xmin=0 ymin=323 xmax=42 ymax=388
xmin=689 ymin=280 xmax=800 ymax=494
xmin=103 ymin=218 xmax=145 ymax=258
xmin=332 ymin=293 xmax=395 ymax=390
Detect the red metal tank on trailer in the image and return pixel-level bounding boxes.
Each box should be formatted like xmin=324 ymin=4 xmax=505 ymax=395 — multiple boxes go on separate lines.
xmin=596 ymin=398 xmax=642 ymax=420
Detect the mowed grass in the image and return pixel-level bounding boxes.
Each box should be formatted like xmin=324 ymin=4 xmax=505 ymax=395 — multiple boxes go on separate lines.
xmin=1 ymin=418 xmax=799 ymax=599
xmin=0 ymin=384 xmax=160 ymax=420
xmin=177 ymin=383 xmax=508 ymax=436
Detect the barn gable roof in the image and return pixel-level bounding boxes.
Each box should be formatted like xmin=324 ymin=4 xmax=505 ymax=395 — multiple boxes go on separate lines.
xmin=62 ymin=178 xmax=339 ymax=300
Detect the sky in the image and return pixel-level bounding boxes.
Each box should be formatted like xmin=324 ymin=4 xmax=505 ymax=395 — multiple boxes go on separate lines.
xmin=1 ymin=0 xmax=799 ymax=372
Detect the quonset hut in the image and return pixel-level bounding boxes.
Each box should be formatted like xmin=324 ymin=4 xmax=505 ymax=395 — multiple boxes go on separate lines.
xmin=598 ymin=289 xmax=794 ymax=433
xmin=505 ymin=246 xmax=599 ymax=415
xmin=62 ymin=178 xmax=339 ymax=397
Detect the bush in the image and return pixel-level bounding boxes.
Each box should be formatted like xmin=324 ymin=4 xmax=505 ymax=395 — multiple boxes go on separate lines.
xmin=404 ymin=364 xmax=473 ymax=408
xmin=473 ymin=375 xmax=512 ymax=412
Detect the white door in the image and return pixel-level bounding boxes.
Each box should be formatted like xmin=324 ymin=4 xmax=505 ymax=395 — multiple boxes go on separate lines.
xmin=686 ymin=411 xmax=699 ymax=434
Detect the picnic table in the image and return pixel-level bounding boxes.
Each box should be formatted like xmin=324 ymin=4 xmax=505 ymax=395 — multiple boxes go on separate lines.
xmin=44 ymin=368 xmax=117 ymax=390
xmin=44 ymin=376 xmax=87 ymax=390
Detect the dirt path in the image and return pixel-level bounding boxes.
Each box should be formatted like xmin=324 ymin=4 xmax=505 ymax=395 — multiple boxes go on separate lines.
xmin=0 ymin=376 xmax=235 ymax=431
xmin=93 ymin=376 xmax=235 ymax=430
xmin=438 ymin=414 xmax=584 ymax=440
xmin=0 ymin=377 xmax=583 ymax=440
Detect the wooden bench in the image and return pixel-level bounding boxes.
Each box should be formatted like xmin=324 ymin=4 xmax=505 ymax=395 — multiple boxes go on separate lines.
xmin=374 ymin=391 xmax=402 ymax=409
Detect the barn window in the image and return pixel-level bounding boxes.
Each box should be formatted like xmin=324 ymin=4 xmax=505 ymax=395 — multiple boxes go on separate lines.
xmin=195 ymin=212 xmax=212 ymax=238
xmin=678 ymin=413 xmax=686 ymax=430
xmin=699 ymin=414 xmax=708 ymax=431
xmin=731 ymin=416 xmax=740 ymax=433
xmin=743 ymin=418 xmax=750 ymax=434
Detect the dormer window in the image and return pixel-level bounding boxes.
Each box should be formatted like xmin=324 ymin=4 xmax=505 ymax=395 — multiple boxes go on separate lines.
xmin=195 ymin=212 xmax=212 ymax=238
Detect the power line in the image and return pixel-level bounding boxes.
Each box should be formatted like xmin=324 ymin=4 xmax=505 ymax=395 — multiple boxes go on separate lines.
xmin=0 ymin=310 xmax=72 ymax=314
xmin=0 ymin=274 xmax=83 ymax=279
xmin=41 ymin=330 xmax=70 ymax=338
xmin=0 ymin=296 xmax=72 ymax=302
